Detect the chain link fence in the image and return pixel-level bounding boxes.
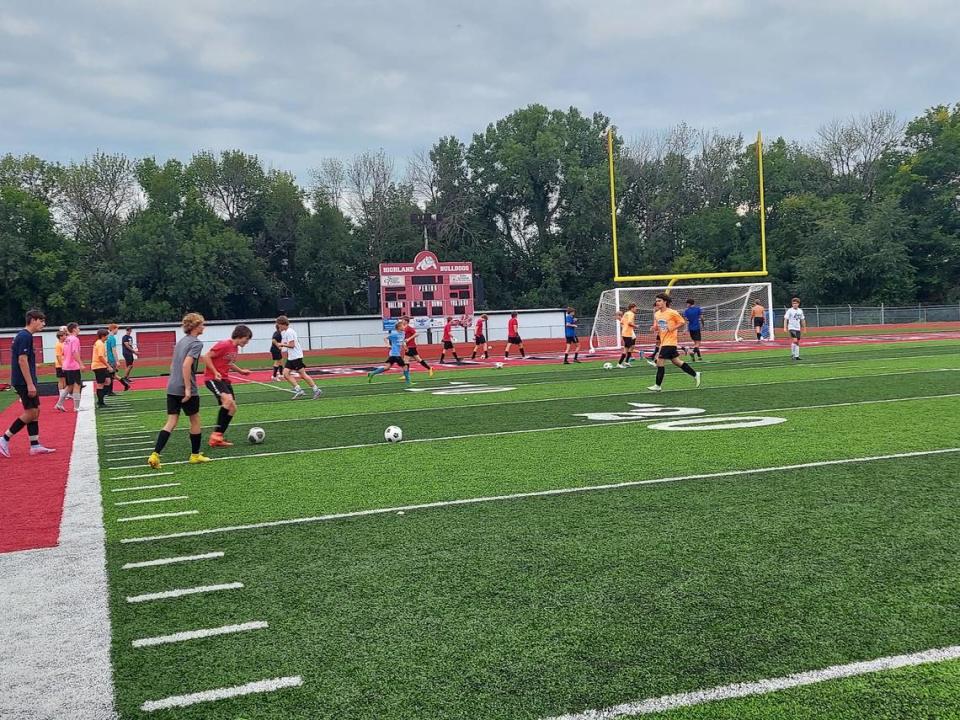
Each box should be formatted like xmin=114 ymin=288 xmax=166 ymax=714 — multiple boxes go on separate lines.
xmin=770 ymin=303 xmax=960 ymax=328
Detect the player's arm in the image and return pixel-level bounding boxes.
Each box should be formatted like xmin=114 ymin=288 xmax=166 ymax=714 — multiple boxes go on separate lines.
xmin=229 ymin=361 xmax=250 ymax=376
xmin=181 ymin=354 xmax=195 ymax=400
xmin=801 ymin=314 xmax=807 ymax=331
xmin=18 ymin=353 xmax=36 ymax=396
xmin=201 ymin=347 xmax=221 ymax=380
xmin=73 ymin=343 xmax=84 ymax=369
xmin=783 ymin=313 xmax=790 ymax=333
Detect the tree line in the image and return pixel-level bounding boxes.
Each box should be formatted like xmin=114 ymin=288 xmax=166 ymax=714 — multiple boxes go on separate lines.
xmin=1 ymin=102 xmax=958 ymax=327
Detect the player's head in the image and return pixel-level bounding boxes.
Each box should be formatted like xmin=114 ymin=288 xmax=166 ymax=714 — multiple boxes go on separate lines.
xmin=686 ymin=298 xmax=695 ymax=306
xmin=25 ymin=308 xmax=46 ymax=330
xmin=481 ymin=314 xmax=488 ymax=320
xmin=446 ymin=316 xmax=453 ymax=322
xmin=96 ymin=327 xmax=109 ymax=340
xmin=231 ymin=324 xmax=253 ymax=347
xmin=67 ymin=322 xmax=79 ymax=334
xmin=627 ymin=303 xmax=637 ymax=311
xmin=566 ymin=306 xmax=574 ymax=314
xmin=754 ymin=300 xmax=763 ymax=306
xmin=182 ymin=312 xmax=205 ymax=335
xmin=108 ymin=323 xmax=118 ymax=333
xmin=276 ymin=315 xmax=290 ymax=329
xmin=655 ymin=292 xmax=671 ymax=307
xmin=511 ymin=312 xmax=517 ymax=318
xmin=791 ymin=297 xmax=801 ymax=307
xmin=56 ymin=330 xmax=66 ymax=340
xmin=125 ymin=326 xmax=132 ymax=334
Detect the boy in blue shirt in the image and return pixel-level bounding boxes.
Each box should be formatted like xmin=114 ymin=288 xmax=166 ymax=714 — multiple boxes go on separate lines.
xmin=683 ymin=298 xmax=704 ymax=360
xmin=368 ymin=319 xmax=412 ymax=385
xmin=0 ymin=309 xmax=55 ymax=458
xmin=563 ymin=307 xmax=581 ymax=364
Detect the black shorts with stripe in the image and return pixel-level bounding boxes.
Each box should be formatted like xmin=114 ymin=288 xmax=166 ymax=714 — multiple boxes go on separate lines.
xmin=205 ymin=379 xmax=235 ymax=405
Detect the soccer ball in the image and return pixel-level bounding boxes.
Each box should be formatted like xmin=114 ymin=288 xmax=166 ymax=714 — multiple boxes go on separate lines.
xmin=603 ymin=362 xmax=613 ymax=370
xmin=247 ymin=426 xmax=265 ymax=444
xmin=384 ymin=425 xmax=403 ymax=443
xmin=494 ymin=362 xmax=504 ymax=369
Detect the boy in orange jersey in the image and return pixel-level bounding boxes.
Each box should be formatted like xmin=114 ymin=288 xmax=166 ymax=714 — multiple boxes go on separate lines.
xmin=91 ymin=328 xmax=111 ymax=407
xmin=648 ymin=293 xmax=701 ymax=392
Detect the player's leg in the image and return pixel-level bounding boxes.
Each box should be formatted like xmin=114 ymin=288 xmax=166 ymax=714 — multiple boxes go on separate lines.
xmin=299 ymin=368 xmax=322 ymax=398
xmin=186 ymin=400 xmax=209 ymax=463
xmin=671 ymin=354 xmax=700 ymax=385
xmin=148 ymin=401 xmax=182 ymax=469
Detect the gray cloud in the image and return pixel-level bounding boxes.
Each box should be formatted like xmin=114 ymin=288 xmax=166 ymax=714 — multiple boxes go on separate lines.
xmin=1 ymin=0 xmax=957 ymax=182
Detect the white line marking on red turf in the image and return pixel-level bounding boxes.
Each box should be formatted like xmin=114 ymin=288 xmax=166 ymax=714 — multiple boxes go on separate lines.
xmin=132 ymin=620 xmax=268 ymax=648
xmin=107 ymin=389 xmax=960 ymax=471
xmin=232 ymin=376 xmax=296 ymax=393
xmin=120 ymin=447 xmax=960 ymax=543
xmin=114 ymin=496 xmax=189 ymax=506
xmin=111 ymin=471 xmax=174 ymax=480
xmin=123 ymin=552 xmax=224 ymax=569
xmin=543 ymin=644 xmax=960 ymax=719
xmin=140 ymin=675 xmax=302 ymax=712
xmin=126 ymin=582 xmax=243 ymax=603
xmin=112 ymin=483 xmax=181 ymax=493
xmin=117 ymin=510 xmax=198 ymax=523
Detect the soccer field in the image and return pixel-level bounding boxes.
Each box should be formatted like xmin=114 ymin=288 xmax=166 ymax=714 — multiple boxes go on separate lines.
xmin=95 ymin=340 xmax=960 ymax=719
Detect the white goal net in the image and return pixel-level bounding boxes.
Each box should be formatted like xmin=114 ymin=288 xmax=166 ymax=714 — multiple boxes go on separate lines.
xmin=589 ymin=282 xmax=775 ymax=351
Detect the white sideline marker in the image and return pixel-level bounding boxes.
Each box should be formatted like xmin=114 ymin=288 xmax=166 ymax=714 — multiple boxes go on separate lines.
xmin=114 ymin=496 xmax=189 ymax=507
xmin=132 ymin=620 xmax=267 ymax=648
xmin=123 ymin=551 xmax=223 ymax=570
xmin=140 ymin=675 xmax=302 ymax=712
xmin=120 ymin=446 xmax=960 ymax=544
xmin=126 ymin=582 xmax=243 ymax=604
xmin=544 ymin=645 xmax=960 ymax=719
xmin=112 ymin=483 xmax=181 ymax=493
xmin=117 ymin=510 xmax=198 ymax=523
xmin=111 ymin=472 xmax=174 ymax=480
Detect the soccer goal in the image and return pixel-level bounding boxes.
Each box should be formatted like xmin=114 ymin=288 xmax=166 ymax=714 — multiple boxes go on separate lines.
xmin=589 ymin=282 xmax=775 ymax=351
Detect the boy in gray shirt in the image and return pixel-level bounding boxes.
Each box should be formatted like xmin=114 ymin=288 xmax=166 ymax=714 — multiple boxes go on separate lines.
xmin=148 ymin=313 xmax=210 ymax=469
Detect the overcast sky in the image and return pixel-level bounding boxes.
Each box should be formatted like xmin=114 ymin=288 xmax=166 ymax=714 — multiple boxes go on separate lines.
xmin=2 ymin=0 xmax=958 ymax=183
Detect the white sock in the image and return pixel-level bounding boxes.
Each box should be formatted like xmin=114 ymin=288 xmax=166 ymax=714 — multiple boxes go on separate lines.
xmin=72 ymin=392 xmax=81 ymax=405
xmin=57 ymin=389 xmax=68 ymax=404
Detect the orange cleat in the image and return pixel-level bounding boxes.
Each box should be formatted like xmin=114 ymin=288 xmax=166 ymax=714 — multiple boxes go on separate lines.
xmin=208 ymin=433 xmax=233 ymax=448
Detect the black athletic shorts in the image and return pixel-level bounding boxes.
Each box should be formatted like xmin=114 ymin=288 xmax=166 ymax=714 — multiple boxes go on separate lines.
xmin=94 ymin=368 xmax=111 ymax=384
xmin=689 ymin=329 xmax=702 ymax=342
xmin=386 ymin=355 xmax=405 ymax=367
xmin=508 ymin=335 xmax=523 ymax=345
xmin=658 ymin=345 xmax=680 ymax=360
xmin=789 ymin=330 xmax=802 ymax=340
xmin=270 ymin=346 xmax=282 ymax=361
xmin=285 ymin=358 xmax=306 ymax=371
xmin=622 ymin=336 xmax=636 ymax=349
xmin=63 ymin=369 xmax=82 ymax=386
xmin=474 ymin=334 xmax=486 ymax=344
xmin=442 ymin=340 xmax=455 ymax=350
xmin=753 ymin=317 xmax=765 ymax=327
xmin=14 ymin=385 xmax=41 ymax=410
xmin=205 ymin=379 xmax=234 ymax=404
xmin=405 ymin=347 xmax=419 ymax=358
xmin=123 ymin=355 xmax=135 ymax=367
xmin=565 ymin=335 xmax=579 ymax=344
xmin=55 ymin=367 xmax=64 ymax=378
xmin=166 ymin=393 xmax=200 ymax=416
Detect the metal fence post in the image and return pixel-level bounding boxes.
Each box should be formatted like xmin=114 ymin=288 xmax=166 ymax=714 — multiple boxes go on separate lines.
xmin=880 ymin=302 xmax=884 ymax=325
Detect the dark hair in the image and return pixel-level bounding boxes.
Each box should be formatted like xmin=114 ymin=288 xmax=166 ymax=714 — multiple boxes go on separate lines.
xmin=686 ymin=298 xmax=695 ymax=305
xmin=627 ymin=303 xmax=637 ymax=310
xmin=67 ymin=322 xmax=79 ymax=332
xmin=655 ymin=292 xmax=672 ymax=306
xmin=511 ymin=312 xmax=518 ymax=317
xmin=56 ymin=330 xmax=67 ymax=339
xmin=232 ymin=324 xmax=253 ymax=340
xmin=96 ymin=328 xmax=109 ymax=339
xmin=25 ymin=309 xmax=45 ymax=324
xmin=125 ymin=327 xmax=132 ymax=333
xmin=276 ymin=315 xmax=290 ymax=326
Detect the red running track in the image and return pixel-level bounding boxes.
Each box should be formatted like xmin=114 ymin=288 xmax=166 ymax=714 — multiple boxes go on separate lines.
xmin=0 ymin=396 xmax=78 ymax=553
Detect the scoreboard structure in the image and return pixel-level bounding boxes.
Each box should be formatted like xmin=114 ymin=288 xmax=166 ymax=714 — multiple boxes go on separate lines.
xmin=379 ymin=251 xmax=474 ymax=329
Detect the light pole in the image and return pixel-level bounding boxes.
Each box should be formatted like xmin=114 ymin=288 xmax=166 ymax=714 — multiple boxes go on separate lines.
xmin=602 ymin=126 xmax=620 ymax=279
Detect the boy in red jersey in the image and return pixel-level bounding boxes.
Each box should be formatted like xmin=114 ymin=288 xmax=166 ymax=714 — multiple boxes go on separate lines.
xmin=503 ymin=312 xmax=525 ymax=358
xmin=438 ymin=316 xmax=462 ymax=364
xmin=202 ymin=325 xmax=253 ymax=448
xmin=401 ymin=317 xmax=434 ymax=378
xmin=470 ymin=314 xmax=490 ymax=360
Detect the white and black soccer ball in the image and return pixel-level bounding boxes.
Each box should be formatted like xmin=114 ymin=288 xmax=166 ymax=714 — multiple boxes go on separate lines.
xmin=603 ymin=362 xmax=613 ymax=370
xmin=384 ymin=425 xmax=403 ymax=443
xmin=494 ymin=362 xmax=504 ymax=369
xmin=247 ymin=426 xmax=266 ymax=444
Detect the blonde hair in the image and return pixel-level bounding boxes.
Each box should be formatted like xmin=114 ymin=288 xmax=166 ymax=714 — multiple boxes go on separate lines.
xmin=276 ymin=315 xmax=290 ymax=327
xmin=182 ymin=312 xmax=205 ymax=333
xmin=108 ymin=322 xmax=119 ymax=331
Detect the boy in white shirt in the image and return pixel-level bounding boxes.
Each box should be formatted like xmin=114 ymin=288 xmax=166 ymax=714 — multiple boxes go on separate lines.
xmin=783 ymin=297 xmax=807 ymax=360
xmin=276 ymin=315 xmax=322 ymax=399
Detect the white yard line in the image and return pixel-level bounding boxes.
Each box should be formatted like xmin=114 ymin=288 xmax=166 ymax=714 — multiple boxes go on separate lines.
xmin=543 ymin=645 xmax=960 ymax=719
xmin=132 ymin=620 xmax=268 ymax=648
xmin=114 ymin=496 xmax=189 ymax=506
xmin=112 ymin=483 xmax=181 ymax=493
xmin=110 ymin=471 xmax=173 ymax=480
xmin=122 ymin=551 xmax=224 ymax=569
xmin=107 ymin=390 xmax=960 ymax=471
xmin=121 ymin=446 xmax=960 ymax=544
xmin=117 ymin=510 xmax=198 ymax=523
xmin=140 ymin=675 xmax=302 ymax=712
xmin=126 ymin=582 xmax=243 ymax=604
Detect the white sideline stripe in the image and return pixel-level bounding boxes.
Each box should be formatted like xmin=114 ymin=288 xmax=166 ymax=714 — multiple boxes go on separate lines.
xmin=121 ymin=447 xmax=960 ymax=544
xmin=108 ymin=390 xmax=960 ymax=470
xmin=123 ymin=551 xmax=224 ymax=569
xmin=132 ymin=620 xmax=267 ymax=648
xmin=126 ymin=582 xmax=243 ymax=603
xmin=111 ymin=471 xmax=173 ymax=480
xmin=98 ymin=366 xmax=960 ymax=441
xmin=117 ymin=510 xmax=198 ymax=523
xmin=114 ymin=495 xmax=189 ymax=506
xmin=140 ymin=675 xmax=302 ymax=712
xmin=544 ymin=644 xmax=960 ymax=720
xmin=109 ymin=440 xmax=155 ymax=447
xmin=112 ymin=483 xmax=181 ymax=493
xmin=232 ymin=375 xmax=296 ymax=394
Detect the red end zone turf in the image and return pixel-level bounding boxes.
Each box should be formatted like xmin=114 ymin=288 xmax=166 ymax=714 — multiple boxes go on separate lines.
xmin=0 ymin=396 xmax=78 ymax=553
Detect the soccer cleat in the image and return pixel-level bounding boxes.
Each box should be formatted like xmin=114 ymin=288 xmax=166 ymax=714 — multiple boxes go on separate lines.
xmin=646 ymin=360 xmax=657 ymax=367
xmin=29 ymin=445 xmax=56 ymax=455
xmin=429 ymin=367 xmax=434 ymax=378
xmin=695 ymin=372 xmax=702 ymax=388
xmin=563 ymin=360 xmax=571 ymax=365
xmin=625 ymin=361 xmax=633 ymax=368
xmin=0 ymin=436 xmax=9 ymax=458
xmin=147 ymin=452 xmax=162 ymax=470
xmin=367 ymin=372 xmax=375 ymax=383
xmin=189 ymin=453 xmax=212 ymax=464
xmin=312 ymin=387 xmax=323 ymax=399
xmin=291 ymin=387 xmax=305 ymax=399
xmin=647 ymin=384 xmax=662 ymax=392
xmin=616 ymin=363 xmax=625 ymax=369
xmin=54 ymin=403 xmax=65 ymax=412
xmin=208 ymin=433 xmax=233 ymax=448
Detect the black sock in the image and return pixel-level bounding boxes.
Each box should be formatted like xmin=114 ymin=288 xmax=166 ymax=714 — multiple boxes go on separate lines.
xmin=96 ymin=388 xmax=105 ymax=405
xmin=4 ymin=418 xmax=25 ymax=440
xmin=439 ymin=353 xmax=445 ymax=363
xmin=216 ymin=408 xmax=231 ymax=433
xmin=27 ymin=421 xmax=39 ymax=446
xmin=618 ymin=353 xmax=626 ymax=364
xmin=420 ymin=360 xmax=430 ymax=370
xmin=190 ymin=433 xmax=201 ymax=454
xmin=471 ymin=352 xmax=476 ymax=359
xmin=520 ymin=348 xmax=525 ymax=357
xmin=574 ymin=352 xmax=579 ymax=360
xmin=680 ymin=362 xmax=696 ymax=377
xmin=656 ymin=367 xmax=665 ymax=385
xmin=564 ymin=353 xmax=569 ymax=362
xmin=154 ymin=429 xmax=171 ymax=454
xmin=504 ymin=351 xmax=509 ymax=358
xmin=453 ymin=352 xmax=460 ymax=361
xmin=484 ymin=351 xmax=489 ymax=359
